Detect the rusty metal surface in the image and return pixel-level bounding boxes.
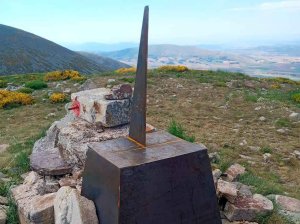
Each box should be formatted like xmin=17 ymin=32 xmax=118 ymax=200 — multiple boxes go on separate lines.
xmin=129 ymin=6 xmax=149 ymax=146
xmin=82 ymin=130 xmax=221 ymax=224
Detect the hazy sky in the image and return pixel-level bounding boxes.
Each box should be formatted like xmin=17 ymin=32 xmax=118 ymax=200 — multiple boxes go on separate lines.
xmin=1 ymin=0 xmax=300 ymax=45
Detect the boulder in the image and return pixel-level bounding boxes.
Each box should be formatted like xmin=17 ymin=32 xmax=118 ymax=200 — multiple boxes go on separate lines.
xmin=54 ymin=186 xmax=98 ymax=224
xmin=225 ymin=164 xmax=245 ymax=182
xmin=0 ymin=205 xmax=7 ymax=224
xmin=274 ymin=195 xmax=300 ymax=223
xmin=289 ymin=112 xmax=300 ymax=120
xmin=224 ymin=194 xmax=273 ymax=222
xmin=217 ymin=180 xmax=238 ymax=203
xmin=105 ymin=84 xmax=132 ymax=100
xmin=71 ymin=88 xmax=132 ymax=127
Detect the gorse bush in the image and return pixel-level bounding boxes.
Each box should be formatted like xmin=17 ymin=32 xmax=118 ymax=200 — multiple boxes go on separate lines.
xmin=0 ymin=80 xmax=7 ymax=88
xmin=25 ymin=80 xmax=47 ymax=90
xmin=17 ymin=87 xmax=34 ymax=94
xmin=167 ymin=120 xmax=195 ymax=143
xmin=115 ymin=67 xmax=136 ymax=74
xmin=49 ymin=93 xmax=67 ymax=103
xmin=268 ymin=77 xmax=300 ymax=85
xmin=157 ymin=65 xmax=189 ymax=73
xmin=0 ymin=90 xmax=33 ymax=109
xmin=291 ymin=93 xmax=300 ymax=103
xmin=44 ymin=70 xmax=85 ymax=81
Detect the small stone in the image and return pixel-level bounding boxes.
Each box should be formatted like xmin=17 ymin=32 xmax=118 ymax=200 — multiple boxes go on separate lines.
xmin=73 ymin=83 xmax=79 ymax=87
xmin=46 ymin=113 xmax=56 ymax=118
xmin=146 ymin=123 xmax=156 ymax=133
xmin=263 ymin=153 xmax=271 ymax=163
xmin=44 ymin=177 xmax=60 ymax=193
xmin=239 ymin=140 xmax=247 ymax=146
xmin=105 ymin=84 xmax=132 ymax=100
xmin=63 ymin=88 xmax=71 ymax=94
xmin=224 ymin=194 xmax=273 ymax=221
xmin=54 ymin=186 xmax=98 ymax=224
xmin=0 ymin=144 xmax=9 ymax=154
xmin=107 ymin=79 xmax=116 ymax=84
xmin=254 ymin=106 xmax=261 ymax=111
xmin=176 ymin=84 xmax=183 ymax=88
xmin=55 ymin=83 xmax=62 ymax=88
xmin=209 ymin=152 xmax=220 ymax=163
xmin=294 ymin=150 xmax=300 ymax=160
xmin=248 ymin=146 xmax=261 ymax=152
xmin=58 ymin=177 xmax=77 ymax=188
xmin=225 ymin=164 xmax=246 ymax=182
xmin=259 ymin=116 xmax=266 ymax=121
xmin=277 ymin=128 xmax=288 ymax=134
xmin=72 ymin=170 xmax=83 ymax=180
xmin=289 ymin=112 xmax=300 ymax=120
xmin=0 ymin=196 xmax=8 ymax=206
xmin=239 ymin=154 xmax=254 ymax=160
xmin=217 ymin=179 xmax=238 ymax=203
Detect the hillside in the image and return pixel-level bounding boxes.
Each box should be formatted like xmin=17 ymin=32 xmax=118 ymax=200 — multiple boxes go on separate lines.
xmin=0 ymin=24 xmax=125 ymax=76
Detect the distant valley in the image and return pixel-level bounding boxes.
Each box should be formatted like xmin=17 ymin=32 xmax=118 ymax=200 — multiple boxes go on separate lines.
xmin=96 ymin=44 xmax=300 ymax=80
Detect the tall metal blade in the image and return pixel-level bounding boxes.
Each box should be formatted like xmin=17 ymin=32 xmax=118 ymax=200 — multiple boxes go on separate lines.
xmin=129 ymin=6 xmax=149 ymax=147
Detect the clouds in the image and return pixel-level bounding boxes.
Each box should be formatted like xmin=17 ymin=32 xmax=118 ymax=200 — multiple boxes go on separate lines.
xmin=230 ymin=0 xmax=300 ymax=11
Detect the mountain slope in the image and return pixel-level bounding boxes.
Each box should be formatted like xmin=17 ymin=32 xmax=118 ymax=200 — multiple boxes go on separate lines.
xmin=0 ymin=24 xmax=124 ymax=75
xmin=78 ymin=52 xmax=130 ymax=70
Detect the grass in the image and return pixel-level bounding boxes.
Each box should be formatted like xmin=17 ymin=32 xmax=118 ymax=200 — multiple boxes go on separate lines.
xmin=261 ymin=147 xmax=273 ymax=154
xmin=275 ymin=118 xmax=293 ymax=128
xmin=239 ymin=172 xmax=284 ymax=195
xmin=167 ymin=120 xmax=195 ymax=143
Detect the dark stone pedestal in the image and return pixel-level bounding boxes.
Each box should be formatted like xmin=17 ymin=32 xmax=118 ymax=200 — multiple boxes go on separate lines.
xmin=82 ymin=130 xmax=221 ymax=224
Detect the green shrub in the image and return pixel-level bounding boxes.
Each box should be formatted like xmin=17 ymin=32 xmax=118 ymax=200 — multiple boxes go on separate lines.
xmin=167 ymin=120 xmax=195 ymax=143
xmin=291 ymin=93 xmax=300 ymax=103
xmin=275 ymin=118 xmax=292 ymax=128
xmin=17 ymin=87 xmax=34 ymax=94
xmin=260 ymin=147 xmax=272 ymax=154
xmin=119 ymin=77 xmax=135 ymax=83
xmin=0 ymin=80 xmax=7 ymax=88
xmin=25 ymin=80 xmax=47 ymax=90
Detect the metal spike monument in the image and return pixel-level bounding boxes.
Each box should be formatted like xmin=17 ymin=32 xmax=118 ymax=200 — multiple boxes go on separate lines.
xmin=82 ymin=6 xmax=221 ymax=224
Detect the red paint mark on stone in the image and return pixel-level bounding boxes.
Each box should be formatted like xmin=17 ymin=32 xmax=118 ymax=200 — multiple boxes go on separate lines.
xmin=69 ymin=97 xmax=81 ymax=117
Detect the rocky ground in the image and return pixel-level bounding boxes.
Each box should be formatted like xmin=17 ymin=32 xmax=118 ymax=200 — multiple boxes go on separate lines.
xmin=0 ymin=69 xmax=299 ymax=223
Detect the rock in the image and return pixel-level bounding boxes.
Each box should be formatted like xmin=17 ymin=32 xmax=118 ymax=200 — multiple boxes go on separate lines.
xmin=54 ymin=186 xmax=98 ymax=224
xmin=72 ymin=170 xmax=83 ymax=180
xmin=107 ymin=78 xmax=116 ymax=84
xmin=248 ymin=146 xmax=260 ymax=152
xmin=263 ymin=153 xmax=271 ymax=163
xmin=239 ymin=140 xmax=247 ymax=146
xmin=24 ymin=171 xmax=40 ymax=185
xmin=217 ymin=179 xmax=238 ymax=203
xmin=71 ymin=88 xmax=131 ymax=127
xmin=289 ymin=112 xmax=300 ymax=120
xmin=55 ymin=83 xmax=62 ymax=89
xmin=244 ymin=80 xmax=256 ymax=89
xmin=5 ymin=84 xmax=20 ymax=91
xmin=0 ymin=144 xmax=9 ymax=154
xmin=146 ymin=123 xmax=156 ymax=133
xmin=46 ymin=113 xmax=56 ymax=118
xmin=259 ymin=116 xmax=266 ymax=121
xmin=294 ymin=150 xmax=300 ymax=160
xmin=63 ymin=88 xmax=71 ymax=94
xmin=44 ymin=177 xmax=60 ymax=193
xmin=274 ymin=195 xmax=300 ymax=223
xmin=209 ymin=152 xmax=220 ymax=163
xmin=225 ymin=164 xmax=246 ymax=182
xmin=212 ymin=169 xmax=222 ymax=187
xmin=0 ymin=205 xmax=7 ymax=224
xmin=30 ymin=148 xmax=73 ymax=176
xmin=105 ymin=84 xmax=132 ymax=100
xmin=254 ymin=106 xmax=261 ymax=111
xmin=0 ymin=172 xmax=6 ymax=179
xmin=58 ymin=177 xmax=77 ymax=187
xmin=275 ymin=195 xmax=300 ymax=213
xmin=234 ymin=183 xmax=253 ymax=197
xmin=0 ymin=196 xmax=8 ymax=206
xmin=277 ymin=128 xmax=288 ymax=134
xmin=224 ymin=194 xmax=273 ymax=222
xmin=79 ymin=80 xmax=98 ymax=91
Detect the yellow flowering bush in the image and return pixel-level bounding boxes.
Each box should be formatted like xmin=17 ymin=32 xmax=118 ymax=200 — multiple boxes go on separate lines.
xmin=270 ymin=84 xmax=281 ymax=89
xmin=291 ymin=93 xmax=300 ymax=103
xmin=157 ymin=65 xmax=189 ymax=72
xmin=115 ymin=67 xmax=136 ymax=74
xmin=0 ymin=90 xmax=33 ymax=109
xmin=49 ymin=93 xmax=67 ymax=103
xmin=44 ymin=70 xmax=85 ymax=81
xmin=268 ymin=77 xmax=300 ymax=85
